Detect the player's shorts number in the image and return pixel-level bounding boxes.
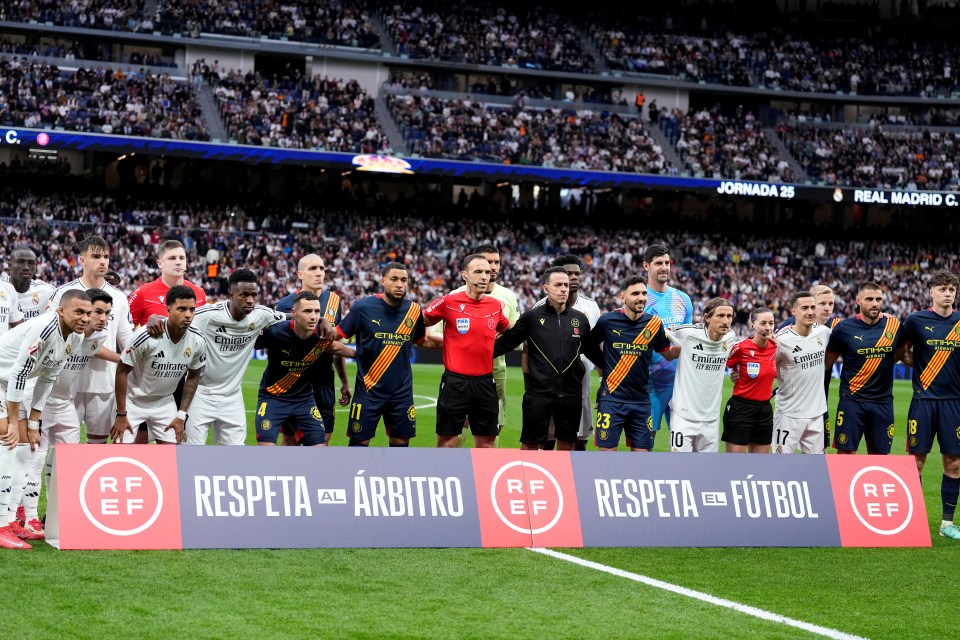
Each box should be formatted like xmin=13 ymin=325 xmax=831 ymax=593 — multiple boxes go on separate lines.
xmin=595 ymin=412 xmax=611 ymax=430
xmin=774 ymin=429 xmax=788 ymax=445
xmin=671 ymin=431 xmax=683 ymax=449
xmin=350 ymin=403 xmax=362 ymax=420
xmin=836 ymin=411 xmax=844 ymax=427
xmin=909 ymin=419 xmax=917 ymax=435
xmin=257 ymin=402 xmax=267 ymax=417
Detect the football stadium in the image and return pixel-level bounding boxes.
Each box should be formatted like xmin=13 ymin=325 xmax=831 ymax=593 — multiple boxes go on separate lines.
xmin=0 ymin=0 xmax=959 ymax=637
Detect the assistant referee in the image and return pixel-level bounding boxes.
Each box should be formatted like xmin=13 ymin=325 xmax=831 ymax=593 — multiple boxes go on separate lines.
xmin=493 ymin=267 xmax=597 ymax=450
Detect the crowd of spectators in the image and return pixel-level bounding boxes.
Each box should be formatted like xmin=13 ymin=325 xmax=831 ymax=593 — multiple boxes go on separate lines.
xmin=779 ymin=124 xmax=960 ymax=191
xmin=658 ymin=106 xmax=794 ymax=182
xmin=157 ymin=0 xmax=378 ymax=47
xmin=213 ymin=70 xmax=389 ymax=152
xmin=1 ymin=180 xmax=958 ymax=334
xmin=0 ymin=59 xmax=208 ymax=139
xmin=0 ymin=0 xmax=153 ymax=31
xmin=382 ymin=2 xmax=590 ymax=72
xmin=388 ymin=94 xmax=668 ymax=172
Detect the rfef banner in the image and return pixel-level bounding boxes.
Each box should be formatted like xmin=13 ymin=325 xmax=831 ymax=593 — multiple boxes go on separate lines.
xmin=45 ymin=446 xmax=930 ymax=550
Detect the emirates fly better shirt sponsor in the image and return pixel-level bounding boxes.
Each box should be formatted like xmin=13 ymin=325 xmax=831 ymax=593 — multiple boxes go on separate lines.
xmin=666 ymin=324 xmax=738 ymax=422
xmin=774 ymin=324 xmax=832 ymax=418
xmin=121 ymin=326 xmax=207 ymax=401
xmin=191 ymin=302 xmax=285 ymax=396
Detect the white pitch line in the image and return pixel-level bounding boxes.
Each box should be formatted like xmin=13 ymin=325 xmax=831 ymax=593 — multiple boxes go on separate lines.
xmin=528 ymin=548 xmax=870 ymax=640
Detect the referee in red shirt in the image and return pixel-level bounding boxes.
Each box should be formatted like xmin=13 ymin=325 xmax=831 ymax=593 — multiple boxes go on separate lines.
xmin=722 ymin=307 xmax=777 ymax=454
xmin=424 ymin=254 xmax=510 ymax=448
xmin=129 ymin=240 xmax=207 ymax=326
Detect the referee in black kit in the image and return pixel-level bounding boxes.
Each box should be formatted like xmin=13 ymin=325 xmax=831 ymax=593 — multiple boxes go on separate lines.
xmin=493 ymin=267 xmax=599 ymax=451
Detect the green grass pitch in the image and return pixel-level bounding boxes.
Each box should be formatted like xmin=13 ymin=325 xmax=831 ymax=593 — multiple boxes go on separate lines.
xmin=13 ymin=362 xmax=957 ymax=639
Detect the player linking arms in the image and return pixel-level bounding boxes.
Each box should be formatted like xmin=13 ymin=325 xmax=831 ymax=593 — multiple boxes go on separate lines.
xmin=254 ymin=292 xmax=355 ymax=447
xmin=111 ymin=286 xmax=207 ymax=444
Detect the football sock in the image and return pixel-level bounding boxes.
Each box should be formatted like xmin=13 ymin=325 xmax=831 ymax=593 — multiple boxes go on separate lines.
xmin=4 ymin=445 xmax=30 ymax=523
xmin=347 ymin=440 xmax=368 ymax=447
xmin=575 ymin=439 xmax=587 ymax=451
xmin=942 ymin=474 xmax=959 ymax=522
xmin=22 ymin=445 xmax=46 ymax=520
xmin=0 ymin=445 xmax=16 ymax=515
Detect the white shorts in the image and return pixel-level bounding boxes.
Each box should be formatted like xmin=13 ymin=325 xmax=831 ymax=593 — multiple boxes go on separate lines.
xmin=124 ymin=396 xmax=178 ymax=444
xmin=186 ymin=390 xmax=247 ymax=446
xmin=41 ymin=396 xmax=81 ymax=446
xmin=76 ymin=392 xmax=116 ymax=438
xmin=772 ymin=411 xmax=824 ymax=455
xmin=669 ymin=414 xmax=720 ymax=453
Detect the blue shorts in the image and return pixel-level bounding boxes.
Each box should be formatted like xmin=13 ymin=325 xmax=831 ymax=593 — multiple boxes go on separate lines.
xmin=255 ymin=393 xmax=326 ymax=446
xmin=345 ymin=387 xmax=417 ymax=442
xmin=313 ymin=384 xmax=336 ymax=434
xmin=833 ymin=396 xmax=894 ymax=454
xmin=907 ymin=398 xmax=960 ymax=455
xmin=595 ymin=398 xmax=654 ymax=450
xmin=648 ymin=384 xmax=673 ymax=432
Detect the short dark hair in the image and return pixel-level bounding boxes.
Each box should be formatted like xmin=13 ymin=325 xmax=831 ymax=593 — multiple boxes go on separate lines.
xmin=229 ymin=268 xmax=258 ymax=287
xmin=929 ymin=269 xmax=959 ymax=289
xmin=643 ymin=244 xmax=669 ymax=264
xmin=381 ymin=261 xmax=406 ymax=277
xmin=541 ymin=266 xmax=569 ymax=284
xmin=703 ymin=297 xmax=733 ymax=319
xmin=791 ymin=291 xmax=815 ymax=308
xmin=619 ymin=275 xmax=646 ymax=291
xmin=461 ymin=253 xmax=488 ymax=271
xmin=85 ymin=288 xmax=114 ymax=307
xmin=157 ymin=240 xmax=185 ymax=259
xmin=551 ymin=253 xmax=581 ymax=269
xmin=474 ymin=244 xmax=499 ymax=255
xmin=858 ymin=281 xmax=883 ymax=293
xmin=60 ymin=290 xmax=91 ymax=306
xmin=293 ymin=291 xmax=319 ymax=306
xmin=165 ymin=285 xmax=196 ymax=306
xmin=78 ymin=235 xmax=109 ymax=255
xmin=750 ymin=307 xmax=774 ymax=324
xmin=11 ymin=245 xmax=36 ymax=257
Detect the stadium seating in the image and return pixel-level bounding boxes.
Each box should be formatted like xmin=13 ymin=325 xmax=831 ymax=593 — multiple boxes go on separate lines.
xmin=0 ymin=59 xmax=208 ymax=140
xmin=388 ymin=94 xmax=667 ymax=172
xmin=779 ymin=124 xmax=960 ymax=191
xmin=213 ymin=71 xmax=389 ymax=152
xmin=382 ymin=1 xmax=590 ymax=72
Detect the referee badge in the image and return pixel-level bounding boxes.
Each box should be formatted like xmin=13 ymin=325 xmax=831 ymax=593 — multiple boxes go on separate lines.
xmin=456 ymin=318 xmax=470 ymax=334
xmin=746 ymin=362 xmax=760 ymax=379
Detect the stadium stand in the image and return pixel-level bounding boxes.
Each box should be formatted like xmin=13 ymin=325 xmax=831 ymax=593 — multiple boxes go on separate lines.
xmin=213 ymin=71 xmax=389 ymax=151
xmin=0 ymin=59 xmax=208 ymax=139
xmin=387 ymin=93 xmax=667 ymax=172
xmin=779 ymin=124 xmax=960 ymax=191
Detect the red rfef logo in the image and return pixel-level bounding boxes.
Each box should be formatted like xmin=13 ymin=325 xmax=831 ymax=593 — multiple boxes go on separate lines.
xmin=471 ymin=449 xmax=582 ymax=548
xmin=826 ymin=455 xmax=930 ymax=547
xmin=54 ymin=445 xmax=182 ymax=549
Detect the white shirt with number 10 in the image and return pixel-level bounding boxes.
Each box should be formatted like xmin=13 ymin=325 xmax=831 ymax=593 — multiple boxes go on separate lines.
xmin=666 ymin=324 xmax=738 ymax=423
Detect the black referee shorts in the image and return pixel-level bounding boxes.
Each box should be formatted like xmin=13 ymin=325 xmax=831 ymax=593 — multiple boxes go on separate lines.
xmin=721 ymin=395 xmax=773 ymax=446
xmin=436 ymin=372 xmax=500 ymax=437
xmin=522 ymin=395 xmax=581 ymax=445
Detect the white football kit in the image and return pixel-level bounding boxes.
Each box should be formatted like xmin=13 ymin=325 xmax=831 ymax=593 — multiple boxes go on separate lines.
xmin=119 ymin=326 xmax=207 ymax=443
xmin=188 ymin=302 xmax=285 ymax=445
xmin=666 ymin=325 xmax=738 ymax=453
xmin=41 ymin=330 xmax=108 ymax=445
xmin=0 ymin=313 xmax=84 ymax=419
xmin=0 ymin=280 xmax=24 ymax=336
xmin=772 ymin=323 xmax=832 ymax=454
xmin=51 ymin=280 xmax=134 ymax=437
xmin=1 ymin=276 xmax=55 ymax=321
